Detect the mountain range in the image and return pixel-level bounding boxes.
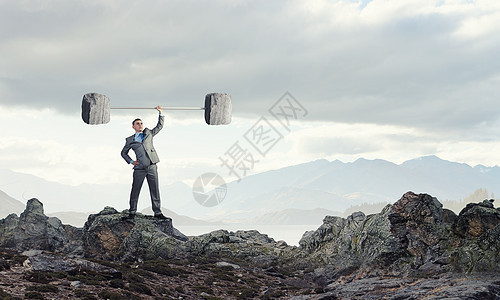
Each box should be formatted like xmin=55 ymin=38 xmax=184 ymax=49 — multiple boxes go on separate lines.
xmin=1 ymin=155 xmax=498 ymax=226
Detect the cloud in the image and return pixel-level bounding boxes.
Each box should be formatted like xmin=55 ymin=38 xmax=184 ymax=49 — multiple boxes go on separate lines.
xmin=0 ymin=136 xmax=123 ymax=185
xmin=283 ymin=121 xmax=500 ymax=166
xmin=0 ymin=0 xmax=499 ymax=143
xmin=0 ymin=103 xmax=251 ymax=186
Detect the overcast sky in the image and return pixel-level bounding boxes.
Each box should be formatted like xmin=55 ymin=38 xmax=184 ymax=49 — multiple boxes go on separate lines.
xmin=1 ymin=0 xmax=500 ymax=188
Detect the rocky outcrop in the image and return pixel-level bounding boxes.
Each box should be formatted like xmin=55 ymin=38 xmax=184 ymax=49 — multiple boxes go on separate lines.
xmin=22 ymin=250 xmax=120 ymax=276
xmin=82 ymin=207 xmax=298 ymax=265
xmin=1 ymin=200 xmax=297 ymax=265
xmin=299 ymin=192 xmax=500 ymax=280
xmin=186 ymin=229 xmax=299 ymax=268
xmin=0 ymin=213 xmax=18 ymax=248
xmin=299 ymin=207 xmax=402 ymax=276
xmin=1 ymin=193 xmax=499 ymax=277
xmin=0 ymin=193 xmax=499 ymax=299
xmin=82 ymin=206 xmax=188 ymax=261
xmin=2 ymin=193 xmax=500 ymax=275
xmin=448 ymin=199 xmax=500 ymax=273
xmin=0 ymin=199 xmax=82 ymax=254
xmin=453 ymin=199 xmax=499 ymax=237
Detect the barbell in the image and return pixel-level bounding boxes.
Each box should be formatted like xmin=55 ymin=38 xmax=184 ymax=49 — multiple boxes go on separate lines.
xmin=81 ymin=92 xmax=232 ymax=125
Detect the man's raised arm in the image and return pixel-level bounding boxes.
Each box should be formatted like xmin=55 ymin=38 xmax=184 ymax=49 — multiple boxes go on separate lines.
xmin=151 ymin=105 xmax=164 ymax=136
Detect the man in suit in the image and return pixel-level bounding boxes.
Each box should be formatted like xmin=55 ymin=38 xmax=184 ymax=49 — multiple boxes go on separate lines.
xmin=121 ymin=105 xmax=169 ymax=220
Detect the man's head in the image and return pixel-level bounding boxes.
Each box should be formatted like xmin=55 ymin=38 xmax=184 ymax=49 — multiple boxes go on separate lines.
xmin=132 ymin=118 xmax=143 ymax=133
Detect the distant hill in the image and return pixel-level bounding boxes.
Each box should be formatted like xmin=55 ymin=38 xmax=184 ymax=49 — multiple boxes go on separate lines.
xmin=1 ymin=155 xmax=499 ymax=223
xmin=0 ymin=190 xmax=24 ymax=218
xmin=213 ymin=155 xmax=499 ymax=221
xmin=0 ymin=169 xmax=195 ymax=215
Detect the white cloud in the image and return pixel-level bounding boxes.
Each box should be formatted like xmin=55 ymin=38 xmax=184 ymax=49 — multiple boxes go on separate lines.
xmin=276 ymin=121 xmax=500 ymax=167
xmin=1 ymin=0 xmax=499 ymax=186
xmin=453 ymin=1 xmax=500 ymax=39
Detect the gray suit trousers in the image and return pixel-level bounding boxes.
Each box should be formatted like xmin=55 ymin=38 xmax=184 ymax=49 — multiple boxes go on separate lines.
xmin=129 ymin=164 xmax=161 ymax=215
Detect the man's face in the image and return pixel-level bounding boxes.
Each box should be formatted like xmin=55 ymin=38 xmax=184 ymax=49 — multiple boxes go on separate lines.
xmin=132 ymin=120 xmax=144 ymax=133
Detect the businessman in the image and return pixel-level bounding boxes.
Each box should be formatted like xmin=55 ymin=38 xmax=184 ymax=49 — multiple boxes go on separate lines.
xmin=121 ymin=106 xmax=169 ymax=220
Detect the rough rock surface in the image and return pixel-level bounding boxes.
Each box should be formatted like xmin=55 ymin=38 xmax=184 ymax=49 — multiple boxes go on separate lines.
xmin=81 ymin=206 xmax=300 ymax=265
xmin=81 ymin=92 xmax=111 ymax=125
xmin=291 ymin=274 xmax=500 ymax=300
xmin=453 ymin=199 xmax=499 ymax=237
xmin=185 ymin=229 xmax=301 ymax=268
xmin=1 ymin=192 xmax=499 ymax=299
xmin=82 ymin=207 xmax=188 ymax=261
xmin=299 ymin=192 xmax=500 ymax=281
xmin=0 ymin=199 xmax=81 ymax=254
xmin=205 ymin=93 xmax=232 ymax=125
xmin=22 ymin=251 xmax=120 ymax=276
xmin=448 ymin=199 xmax=500 ymax=273
xmin=0 ymin=248 xmax=310 ymax=299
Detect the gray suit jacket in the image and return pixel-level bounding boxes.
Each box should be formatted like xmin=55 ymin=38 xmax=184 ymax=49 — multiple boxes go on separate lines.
xmin=121 ymin=115 xmax=165 ymax=169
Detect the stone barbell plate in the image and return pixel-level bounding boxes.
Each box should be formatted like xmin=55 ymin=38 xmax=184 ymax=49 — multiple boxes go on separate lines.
xmin=205 ymin=93 xmax=232 ymax=125
xmin=82 ymin=93 xmax=110 ymax=125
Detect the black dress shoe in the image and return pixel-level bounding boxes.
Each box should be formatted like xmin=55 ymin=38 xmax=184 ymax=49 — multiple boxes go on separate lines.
xmin=122 ymin=214 xmax=135 ymax=220
xmin=154 ymin=213 xmax=170 ymax=220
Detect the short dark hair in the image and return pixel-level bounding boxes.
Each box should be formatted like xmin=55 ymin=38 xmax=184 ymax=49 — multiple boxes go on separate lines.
xmin=132 ymin=118 xmax=142 ymax=126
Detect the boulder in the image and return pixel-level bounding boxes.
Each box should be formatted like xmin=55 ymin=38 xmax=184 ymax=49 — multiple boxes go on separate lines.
xmin=186 ymin=229 xmax=293 ymax=267
xmin=0 ymin=199 xmax=80 ymax=254
xmin=82 ymin=207 xmax=188 ymax=261
xmin=0 ymin=213 xmax=19 ymax=248
xmin=299 ymin=192 xmax=500 ymax=280
xmin=453 ymin=199 xmax=500 ymax=238
xmin=23 ymin=252 xmax=120 ymax=276
xmin=447 ymin=199 xmax=500 ymax=273
xmin=387 ymin=192 xmax=446 ymax=272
